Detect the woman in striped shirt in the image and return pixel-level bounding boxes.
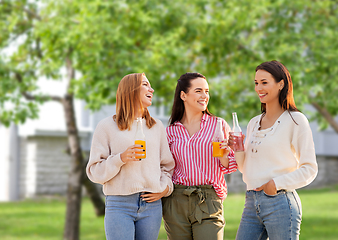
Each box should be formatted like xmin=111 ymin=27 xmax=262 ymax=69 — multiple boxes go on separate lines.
xmin=162 ymin=72 xmax=238 ymax=240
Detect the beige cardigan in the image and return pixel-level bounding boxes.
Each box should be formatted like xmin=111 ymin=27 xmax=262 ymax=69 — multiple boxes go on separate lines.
xmin=86 ymin=116 xmax=175 ymax=197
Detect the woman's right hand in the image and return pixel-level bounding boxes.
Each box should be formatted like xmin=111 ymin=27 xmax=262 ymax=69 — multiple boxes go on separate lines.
xmin=120 ymin=144 xmax=145 ymax=163
xmin=228 ymin=133 xmax=245 ymax=151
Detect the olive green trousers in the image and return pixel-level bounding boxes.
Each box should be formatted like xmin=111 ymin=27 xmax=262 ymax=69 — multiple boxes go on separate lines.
xmin=162 ymin=184 xmax=225 ymax=240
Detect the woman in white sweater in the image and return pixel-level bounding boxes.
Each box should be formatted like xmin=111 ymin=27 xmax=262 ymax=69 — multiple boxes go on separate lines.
xmin=86 ymin=73 xmax=175 ymax=240
xmin=230 ymin=61 xmax=318 ymax=240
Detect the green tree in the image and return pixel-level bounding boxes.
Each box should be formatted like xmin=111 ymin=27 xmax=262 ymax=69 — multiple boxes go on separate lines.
xmin=0 ymin=0 xmax=216 ymax=239
xmin=201 ymin=0 xmax=338 ymax=133
xmin=1 ymin=0 xmax=338 ymax=239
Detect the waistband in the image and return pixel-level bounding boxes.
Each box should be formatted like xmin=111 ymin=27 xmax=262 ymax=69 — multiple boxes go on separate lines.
xmin=174 ymin=184 xmax=213 ymax=190
xmin=173 ymin=184 xmax=215 ymax=224
xmin=247 ymin=189 xmax=294 ymax=193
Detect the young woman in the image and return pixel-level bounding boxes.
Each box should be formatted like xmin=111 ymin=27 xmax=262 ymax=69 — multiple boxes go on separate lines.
xmin=230 ymin=61 xmax=318 ymax=240
xmin=86 ymin=73 xmax=175 ymax=240
xmin=163 ymin=72 xmax=238 ymax=240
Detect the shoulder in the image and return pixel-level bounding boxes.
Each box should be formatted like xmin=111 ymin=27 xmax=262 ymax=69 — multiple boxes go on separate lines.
xmin=248 ymin=114 xmax=261 ymax=127
xmin=286 ymin=111 xmax=311 ymax=132
xmin=288 ymin=111 xmax=309 ymax=124
xmin=209 ymin=115 xmax=229 ymax=128
xmin=166 ymin=121 xmax=183 ymax=138
xmin=96 ymin=116 xmax=116 ymax=129
xmin=151 ymin=117 xmax=166 ymax=130
xmin=92 ymin=116 xmax=118 ymax=139
xmin=166 ymin=122 xmax=177 ymax=134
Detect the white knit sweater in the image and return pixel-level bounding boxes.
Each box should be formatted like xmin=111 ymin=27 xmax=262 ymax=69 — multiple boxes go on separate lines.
xmin=86 ymin=116 xmax=175 ymax=197
xmin=235 ymin=111 xmax=318 ymax=191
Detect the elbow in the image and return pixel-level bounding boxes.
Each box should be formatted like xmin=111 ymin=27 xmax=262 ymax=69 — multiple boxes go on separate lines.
xmin=86 ymin=165 xmax=104 ymax=185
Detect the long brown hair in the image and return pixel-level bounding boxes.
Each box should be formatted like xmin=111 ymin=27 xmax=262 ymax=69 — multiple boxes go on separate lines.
xmin=169 ymin=72 xmax=213 ymax=125
xmin=114 ymin=73 xmax=156 ymax=130
xmin=256 ymin=61 xmax=299 ymax=113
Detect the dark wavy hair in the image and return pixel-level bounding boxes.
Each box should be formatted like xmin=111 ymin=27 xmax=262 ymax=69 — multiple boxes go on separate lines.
xmin=256 ymin=60 xmax=299 ymax=113
xmin=169 ymin=72 xmax=213 ymax=125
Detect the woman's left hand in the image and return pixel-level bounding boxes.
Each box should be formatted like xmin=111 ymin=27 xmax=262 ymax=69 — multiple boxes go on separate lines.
xmin=219 ymin=140 xmax=231 ymax=156
xmin=141 ymin=186 xmax=169 ymax=203
xmin=254 ymin=179 xmax=277 ymax=195
xmin=218 ymin=140 xmax=231 ymax=168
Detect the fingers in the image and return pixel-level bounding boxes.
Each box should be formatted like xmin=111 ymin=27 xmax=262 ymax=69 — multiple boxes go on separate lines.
xmin=121 ymin=145 xmax=145 ymax=162
xmin=254 ymin=184 xmax=265 ymax=191
xmin=253 ymin=181 xmax=277 ymax=195
xmin=141 ymin=192 xmax=161 ymax=203
xmin=219 ymin=140 xmax=229 ymax=150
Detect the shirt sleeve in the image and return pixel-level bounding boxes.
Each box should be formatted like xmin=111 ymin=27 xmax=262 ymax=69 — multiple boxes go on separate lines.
xmin=158 ymin=122 xmax=175 ymax=196
xmin=86 ymin=121 xmax=125 ymax=185
xmin=273 ymin=114 xmax=318 ymax=190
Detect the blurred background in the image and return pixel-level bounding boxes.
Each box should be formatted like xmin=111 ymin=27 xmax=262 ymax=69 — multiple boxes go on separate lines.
xmin=0 ymin=0 xmax=337 ymax=239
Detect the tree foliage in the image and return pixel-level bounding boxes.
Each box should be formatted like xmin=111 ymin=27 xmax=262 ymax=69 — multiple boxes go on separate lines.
xmin=1 ymin=0 xmax=338 ymax=239
xmin=1 ymin=0 xmax=337 ymax=132
xmin=203 ymin=0 xmax=338 ymax=132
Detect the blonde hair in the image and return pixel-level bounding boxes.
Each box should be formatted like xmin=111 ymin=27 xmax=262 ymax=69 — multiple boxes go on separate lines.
xmin=114 ymin=73 xmax=156 ymax=130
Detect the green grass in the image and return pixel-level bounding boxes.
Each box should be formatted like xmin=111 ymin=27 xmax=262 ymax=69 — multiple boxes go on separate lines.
xmin=0 ymin=185 xmax=337 ymax=240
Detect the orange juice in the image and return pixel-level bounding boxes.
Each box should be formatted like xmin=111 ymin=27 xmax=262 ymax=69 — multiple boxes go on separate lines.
xmin=212 ymin=142 xmax=224 ymax=157
xmin=135 ymin=140 xmax=146 ymax=159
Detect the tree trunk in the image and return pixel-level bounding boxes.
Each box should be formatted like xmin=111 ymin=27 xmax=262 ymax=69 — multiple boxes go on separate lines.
xmin=62 ymin=94 xmax=83 ymax=240
xmin=311 ymin=101 xmax=338 ymax=134
xmin=82 ymin=165 xmax=105 ymax=216
xmin=64 ymin=148 xmax=105 ymax=217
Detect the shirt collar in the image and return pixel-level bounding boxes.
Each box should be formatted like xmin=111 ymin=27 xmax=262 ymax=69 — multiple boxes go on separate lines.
xmin=173 ymin=113 xmax=209 ymax=126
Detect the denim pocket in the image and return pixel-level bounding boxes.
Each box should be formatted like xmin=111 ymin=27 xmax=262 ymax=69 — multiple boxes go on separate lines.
xmin=263 ymin=190 xmax=285 ymax=197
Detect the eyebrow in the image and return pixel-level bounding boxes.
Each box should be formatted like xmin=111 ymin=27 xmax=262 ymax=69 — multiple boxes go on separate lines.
xmin=255 ymin=78 xmax=267 ymax=81
xmin=194 ymin=87 xmax=208 ymax=90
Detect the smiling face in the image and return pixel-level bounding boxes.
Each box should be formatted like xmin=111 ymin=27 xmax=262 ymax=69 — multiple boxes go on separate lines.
xmin=255 ymin=69 xmax=284 ymax=106
xmin=180 ymin=77 xmax=209 ymax=113
xmin=139 ymin=75 xmax=154 ymax=108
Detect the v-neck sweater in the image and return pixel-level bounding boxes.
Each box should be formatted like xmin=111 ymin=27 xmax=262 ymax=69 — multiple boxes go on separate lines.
xmin=235 ymin=111 xmax=318 ymax=191
xmin=86 ymin=116 xmax=175 ymax=197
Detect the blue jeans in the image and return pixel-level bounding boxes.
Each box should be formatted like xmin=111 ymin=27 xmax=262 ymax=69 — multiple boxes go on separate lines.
xmin=236 ymin=190 xmax=302 ymax=240
xmin=105 ymin=193 xmax=162 ymax=240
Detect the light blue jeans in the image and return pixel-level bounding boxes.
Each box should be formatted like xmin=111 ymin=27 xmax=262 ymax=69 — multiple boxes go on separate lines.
xmin=105 ymin=193 xmax=162 ymax=240
xmin=236 ymin=190 xmax=302 ymax=240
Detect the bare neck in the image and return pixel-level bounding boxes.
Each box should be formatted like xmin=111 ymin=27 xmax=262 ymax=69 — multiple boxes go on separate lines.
xmin=180 ymin=109 xmax=203 ymax=126
xmin=265 ymin=101 xmax=284 ymax=119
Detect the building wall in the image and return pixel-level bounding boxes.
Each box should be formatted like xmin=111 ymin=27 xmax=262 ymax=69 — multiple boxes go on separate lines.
xmin=17 ymin=133 xmax=338 ymax=197
xmin=19 ymin=136 xmax=71 ymax=198
xmin=1 ymin=101 xmax=337 ymax=200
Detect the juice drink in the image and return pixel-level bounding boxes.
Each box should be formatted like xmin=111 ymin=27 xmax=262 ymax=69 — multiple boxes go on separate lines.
xmin=135 ymin=140 xmax=146 ymax=159
xmin=135 ymin=118 xmax=146 ymax=160
xmin=212 ymin=118 xmax=225 ymax=158
xmin=212 ymin=142 xmax=224 ymax=157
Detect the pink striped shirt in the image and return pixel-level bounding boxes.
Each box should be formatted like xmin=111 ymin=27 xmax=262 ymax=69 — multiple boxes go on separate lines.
xmin=166 ymin=114 xmax=238 ymax=200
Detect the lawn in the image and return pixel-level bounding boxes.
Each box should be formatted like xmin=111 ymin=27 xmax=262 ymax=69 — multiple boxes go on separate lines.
xmin=0 ymin=185 xmax=337 ymax=240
